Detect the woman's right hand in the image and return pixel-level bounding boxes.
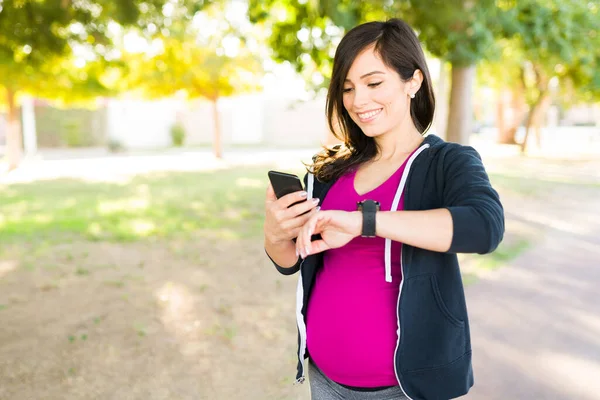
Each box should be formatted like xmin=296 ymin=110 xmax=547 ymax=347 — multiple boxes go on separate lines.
xmin=264 ymin=183 xmax=320 ymax=245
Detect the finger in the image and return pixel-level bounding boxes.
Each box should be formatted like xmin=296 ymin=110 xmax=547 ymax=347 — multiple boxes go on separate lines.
xmin=307 ymin=212 xmax=330 ymax=243
xmin=286 ymin=197 xmax=320 ymax=219
xmin=314 ymin=214 xmax=329 ymax=234
xmin=265 ymin=183 xmax=277 ymax=203
xmin=304 ymin=213 xmax=324 ymax=253
xmin=295 ymin=229 xmax=303 ymax=258
xmin=297 ymin=221 xmax=311 ymax=258
xmin=288 ymin=227 xmax=301 ymax=241
xmin=283 ymin=206 xmax=320 ymax=232
xmin=279 ymin=190 xmax=308 ymax=209
xmin=306 ymin=239 xmax=331 ymax=256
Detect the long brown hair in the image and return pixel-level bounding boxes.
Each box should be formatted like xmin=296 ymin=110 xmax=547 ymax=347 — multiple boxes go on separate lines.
xmin=311 ymin=18 xmax=435 ymax=182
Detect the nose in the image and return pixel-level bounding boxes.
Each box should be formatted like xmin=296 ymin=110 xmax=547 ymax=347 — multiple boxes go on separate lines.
xmin=352 ymin=87 xmax=369 ymax=110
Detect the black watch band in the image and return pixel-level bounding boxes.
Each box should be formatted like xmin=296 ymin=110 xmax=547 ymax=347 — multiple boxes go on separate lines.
xmin=357 ymin=200 xmax=380 ymax=238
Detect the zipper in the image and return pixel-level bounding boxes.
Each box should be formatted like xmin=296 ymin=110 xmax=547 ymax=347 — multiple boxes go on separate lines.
xmin=294 ymin=257 xmax=308 ymax=384
xmin=295 ymin=172 xmax=314 ymax=383
xmin=393 ymin=245 xmax=413 ymax=399
xmin=392 ymin=143 xmax=429 ymax=400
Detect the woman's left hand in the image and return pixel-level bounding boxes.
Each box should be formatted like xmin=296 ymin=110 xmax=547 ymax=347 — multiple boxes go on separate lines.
xmin=296 ymin=210 xmax=362 ymax=258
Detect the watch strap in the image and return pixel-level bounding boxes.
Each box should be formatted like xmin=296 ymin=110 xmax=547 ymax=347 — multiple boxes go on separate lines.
xmin=359 ymin=200 xmax=378 ymax=237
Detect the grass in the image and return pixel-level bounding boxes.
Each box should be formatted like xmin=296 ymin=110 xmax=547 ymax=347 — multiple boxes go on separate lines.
xmin=489 ymin=173 xmax=600 ymax=198
xmin=0 ymin=167 xmax=273 ymax=251
xmin=0 ymin=163 xmax=567 ymax=278
xmin=475 ymin=238 xmax=531 ymax=270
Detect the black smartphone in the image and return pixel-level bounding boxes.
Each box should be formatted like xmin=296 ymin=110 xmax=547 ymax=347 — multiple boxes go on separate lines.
xmin=268 ymin=170 xmax=304 ymax=199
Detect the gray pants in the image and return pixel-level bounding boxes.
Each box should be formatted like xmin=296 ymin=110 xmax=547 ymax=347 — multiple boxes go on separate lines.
xmin=308 ymin=361 xmax=409 ymax=400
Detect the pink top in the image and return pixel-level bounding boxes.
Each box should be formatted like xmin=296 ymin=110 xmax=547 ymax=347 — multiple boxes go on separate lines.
xmin=306 ymin=158 xmax=411 ymax=387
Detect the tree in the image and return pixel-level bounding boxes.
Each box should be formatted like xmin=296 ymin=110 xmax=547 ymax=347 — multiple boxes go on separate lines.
xmin=248 ymin=0 xmax=501 ymax=144
xmin=124 ymin=2 xmax=263 ymax=158
xmin=507 ymin=0 xmax=599 ymax=152
xmin=480 ymin=0 xmax=600 ymax=151
xmin=399 ymin=1 xmax=500 ymax=144
xmin=0 ymin=0 xmax=199 ymax=170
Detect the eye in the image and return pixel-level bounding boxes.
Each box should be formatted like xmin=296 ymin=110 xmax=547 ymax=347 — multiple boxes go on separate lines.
xmin=342 ymin=87 xmax=353 ymax=93
xmin=368 ymin=82 xmax=383 ymax=88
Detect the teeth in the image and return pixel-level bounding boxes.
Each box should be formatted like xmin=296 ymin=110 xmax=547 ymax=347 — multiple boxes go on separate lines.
xmin=358 ymin=109 xmax=382 ymax=119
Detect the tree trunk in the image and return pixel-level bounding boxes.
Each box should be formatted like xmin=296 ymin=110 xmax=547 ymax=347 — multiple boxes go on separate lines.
xmin=520 ymin=92 xmax=547 ymax=154
xmin=532 ymin=93 xmax=551 ymax=149
xmin=21 ymin=95 xmax=38 ymax=155
xmin=434 ymin=59 xmax=448 ymax=139
xmin=6 ymin=88 xmax=23 ymax=171
xmin=446 ymin=64 xmax=475 ymax=144
xmin=496 ymin=89 xmax=509 ymax=144
xmin=521 ymin=65 xmax=549 ymax=154
xmin=211 ymin=98 xmax=222 ymax=159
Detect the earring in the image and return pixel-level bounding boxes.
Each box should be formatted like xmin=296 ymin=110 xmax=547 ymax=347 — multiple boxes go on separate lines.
xmin=410 ymin=93 xmax=415 ymax=98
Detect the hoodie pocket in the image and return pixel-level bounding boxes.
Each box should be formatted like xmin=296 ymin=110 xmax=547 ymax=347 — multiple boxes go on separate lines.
xmin=399 ymin=274 xmax=467 ymax=372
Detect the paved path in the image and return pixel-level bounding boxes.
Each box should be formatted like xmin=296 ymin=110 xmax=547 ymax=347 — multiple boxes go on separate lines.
xmin=466 ymin=185 xmax=600 ymax=399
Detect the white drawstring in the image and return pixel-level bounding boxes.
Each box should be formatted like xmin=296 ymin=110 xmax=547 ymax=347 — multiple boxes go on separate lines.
xmin=385 ymin=143 xmax=430 ymax=283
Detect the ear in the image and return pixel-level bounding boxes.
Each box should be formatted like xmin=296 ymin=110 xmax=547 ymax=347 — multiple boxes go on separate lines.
xmin=406 ymin=69 xmax=424 ymax=97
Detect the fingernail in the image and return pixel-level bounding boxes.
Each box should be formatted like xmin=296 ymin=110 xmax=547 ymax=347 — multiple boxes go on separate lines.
xmin=300 ymin=252 xmax=305 ymax=259
xmin=299 ymin=191 xmax=308 ymax=198
xmin=315 ymin=206 xmax=321 ymax=212
xmin=312 ymin=198 xmax=320 ymax=204
xmin=305 ymin=246 xmax=310 ymax=256
xmin=308 ymin=229 xmax=312 ymax=237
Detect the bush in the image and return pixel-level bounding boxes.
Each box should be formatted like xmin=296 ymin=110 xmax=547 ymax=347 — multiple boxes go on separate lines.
xmin=170 ymin=123 xmax=186 ymax=147
xmin=107 ymin=139 xmax=125 ymax=153
xmin=62 ymin=120 xmax=84 ymax=147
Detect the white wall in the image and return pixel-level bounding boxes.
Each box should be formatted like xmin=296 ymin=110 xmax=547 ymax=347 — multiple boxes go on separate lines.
xmin=0 ymin=114 xmax=6 ymax=146
xmin=104 ymin=92 xmax=599 ymax=150
xmin=263 ymin=95 xmax=329 ymax=146
xmin=180 ymin=95 xmax=264 ymax=146
xmin=106 ymin=99 xmax=179 ymax=148
xmin=178 ymin=94 xmax=329 ymax=147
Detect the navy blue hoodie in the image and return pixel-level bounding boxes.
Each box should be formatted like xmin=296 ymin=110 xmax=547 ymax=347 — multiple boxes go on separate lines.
xmin=267 ymin=134 xmax=505 ymax=400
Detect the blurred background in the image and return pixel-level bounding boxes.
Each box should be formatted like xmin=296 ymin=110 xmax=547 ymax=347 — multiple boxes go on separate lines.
xmin=0 ymin=1 xmax=598 ymax=399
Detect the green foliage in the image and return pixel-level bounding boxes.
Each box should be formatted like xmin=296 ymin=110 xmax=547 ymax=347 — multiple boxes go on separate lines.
xmin=480 ymin=0 xmax=600 ymax=104
xmin=397 ymin=0 xmax=500 ymax=67
xmin=0 ymin=0 xmax=204 ymax=102
xmin=248 ymin=0 xmax=366 ymax=89
xmin=170 ymin=123 xmax=186 ymax=147
xmin=248 ymin=0 xmax=501 ymax=89
xmin=124 ymin=2 xmax=264 ymax=101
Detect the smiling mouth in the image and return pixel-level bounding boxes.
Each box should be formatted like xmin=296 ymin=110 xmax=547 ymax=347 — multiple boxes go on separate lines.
xmin=357 ymin=108 xmax=383 ymax=122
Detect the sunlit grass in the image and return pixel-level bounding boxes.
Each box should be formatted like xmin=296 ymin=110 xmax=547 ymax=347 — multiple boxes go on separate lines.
xmin=0 ymin=167 xmax=273 ymax=248
xmin=476 ymin=239 xmax=531 ymax=270
xmin=489 ymin=173 xmax=600 ymax=197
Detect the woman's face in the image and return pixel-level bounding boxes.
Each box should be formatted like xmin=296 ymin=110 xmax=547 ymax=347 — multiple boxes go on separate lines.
xmin=342 ymin=46 xmax=419 ymax=139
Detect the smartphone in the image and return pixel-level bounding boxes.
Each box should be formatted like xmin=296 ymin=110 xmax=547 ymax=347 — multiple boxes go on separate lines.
xmin=268 ymin=170 xmax=304 ymax=199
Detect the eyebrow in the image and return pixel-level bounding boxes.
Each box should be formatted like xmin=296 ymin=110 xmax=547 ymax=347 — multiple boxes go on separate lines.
xmin=344 ymin=71 xmax=385 ymax=82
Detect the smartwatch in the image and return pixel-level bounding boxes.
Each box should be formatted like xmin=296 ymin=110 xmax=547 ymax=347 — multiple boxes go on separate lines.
xmin=357 ymin=199 xmax=380 ymax=238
